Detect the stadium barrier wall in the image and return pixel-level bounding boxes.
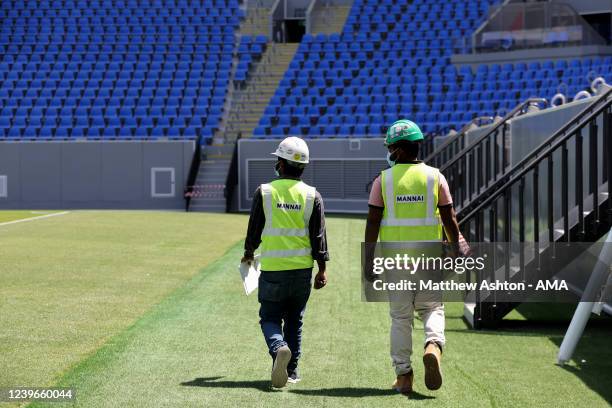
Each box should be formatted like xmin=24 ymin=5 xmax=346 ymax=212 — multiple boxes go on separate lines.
xmin=452 ymin=45 xmax=612 ymax=67
xmin=236 ymin=97 xmax=602 ymax=215
xmin=0 ymin=141 xmax=193 ymax=210
xmin=237 ymin=138 xmax=387 ymax=213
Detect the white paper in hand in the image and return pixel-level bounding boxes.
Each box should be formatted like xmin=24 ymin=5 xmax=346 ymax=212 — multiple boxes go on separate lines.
xmin=239 ymin=255 xmax=261 ymax=295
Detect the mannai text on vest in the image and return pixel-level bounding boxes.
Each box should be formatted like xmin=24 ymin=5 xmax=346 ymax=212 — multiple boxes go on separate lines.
xmin=395 ymin=195 xmax=425 ymax=203
xmin=276 ymin=203 xmax=302 ymax=211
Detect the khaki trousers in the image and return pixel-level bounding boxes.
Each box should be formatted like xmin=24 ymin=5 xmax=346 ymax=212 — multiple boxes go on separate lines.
xmin=389 ymin=290 xmax=445 ymax=375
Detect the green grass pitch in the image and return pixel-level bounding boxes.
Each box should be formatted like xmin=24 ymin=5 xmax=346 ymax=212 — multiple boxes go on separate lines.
xmin=0 ymin=210 xmax=63 ymax=223
xmin=0 ymin=211 xmax=610 ymax=407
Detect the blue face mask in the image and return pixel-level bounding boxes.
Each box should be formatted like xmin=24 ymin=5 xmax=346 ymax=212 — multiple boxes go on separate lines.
xmin=274 ymin=162 xmax=280 ymax=177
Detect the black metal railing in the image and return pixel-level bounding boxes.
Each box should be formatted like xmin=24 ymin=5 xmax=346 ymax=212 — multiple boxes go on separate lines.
xmin=457 ymin=91 xmax=612 ymax=327
xmin=425 ymin=115 xmax=492 ymax=167
xmin=224 ymin=140 xmax=239 ymax=213
xmin=459 ymin=90 xmax=612 ymax=242
xmin=421 ymin=134 xmax=437 ymax=159
xmin=438 ymin=93 xmax=609 ymax=214
xmin=183 ymin=134 xmax=203 ymax=211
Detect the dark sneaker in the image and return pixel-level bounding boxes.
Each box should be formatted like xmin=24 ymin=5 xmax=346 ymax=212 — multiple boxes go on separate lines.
xmin=271 ymin=346 xmax=291 ymax=388
xmin=287 ymin=369 xmax=301 ymax=384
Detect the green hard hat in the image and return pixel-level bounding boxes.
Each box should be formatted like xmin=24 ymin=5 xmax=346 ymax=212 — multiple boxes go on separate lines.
xmin=385 ymin=119 xmax=424 ymax=145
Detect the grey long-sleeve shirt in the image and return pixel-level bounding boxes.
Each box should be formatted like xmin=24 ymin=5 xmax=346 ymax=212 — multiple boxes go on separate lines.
xmin=243 ymin=178 xmax=330 ymax=263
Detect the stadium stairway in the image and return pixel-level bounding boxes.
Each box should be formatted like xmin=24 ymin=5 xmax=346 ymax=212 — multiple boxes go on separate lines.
xmin=240 ymin=5 xmax=270 ymax=36
xmin=309 ymin=4 xmax=351 ymax=35
xmin=188 ymin=39 xmax=297 ymax=211
xmin=187 ymin=144 xmax=234 ymax=212
xmin=224 ymin=42 xmax=299 ymax=142
xmin=445 ymin=89 xmax=612 ymax=328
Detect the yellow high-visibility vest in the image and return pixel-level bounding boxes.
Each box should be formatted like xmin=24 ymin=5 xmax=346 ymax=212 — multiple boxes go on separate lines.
xmin=380 ymin=163 xmax=443 ymax=242
xmin=260 ymin=179 xmax=316 ymax=271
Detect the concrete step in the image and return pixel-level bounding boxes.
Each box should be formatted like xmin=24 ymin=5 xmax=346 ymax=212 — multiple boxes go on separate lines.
xmin=199 ymin=159 xmax=231 ymax=166
xmin=189 ymin=191 xmax=225 ymax=200
xmin=188 ymin=154 xmax=231 ymax=211
xmin=197 ymin=174 xmax=227 ymax=182
xmin=240 ymin=6 xmax=271 ymax=36
xmin=310 ymin=6 xmax=351 ymax=34
xmin=203 ymin=144 xmax=234 ymax=157
xmin=198 ymin=167 xmax=230 ymax=175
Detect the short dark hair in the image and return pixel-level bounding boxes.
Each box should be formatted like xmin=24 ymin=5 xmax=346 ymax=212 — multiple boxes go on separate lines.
xmin=280 ymin=159 xmax=305 ymax=177
xmin=393 ymin=140 xmax=421 ymax=160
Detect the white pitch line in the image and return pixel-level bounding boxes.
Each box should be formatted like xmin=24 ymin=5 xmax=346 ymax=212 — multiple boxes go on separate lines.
xmin=0 ymin=211 xmax=70 ymax=227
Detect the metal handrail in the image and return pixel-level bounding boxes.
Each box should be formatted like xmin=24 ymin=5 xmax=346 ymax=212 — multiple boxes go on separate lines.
xmin=459 ymin=89 xmax=611 ymax=328
xmin=183 ymin=133 xmax=203 ymax=211
xmin=438 ymin=98 xmax=547 ymax=171
xmin=269 ymin=0 xmax=282 ymax=39
xmin=305 ymin=0 xmax=318 ymax=34
xmin=435 ymin=98 xmax=551 ymax=210
xmin=459 ymin=87 xmax=612 ymax=226
xmin=457 ymin=88 xmax=612 ymax=217
xmin=424 ymin=116 xmax=495 ymax=167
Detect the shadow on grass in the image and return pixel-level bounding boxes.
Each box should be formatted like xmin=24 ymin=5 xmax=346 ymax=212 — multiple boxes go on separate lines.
xmin=445 ymin=318 xmax=571 ymax=337
xmin=446 ymin=303 xmax=611 ymax=337
xmin=449 ymin=303 xmax=612 ymax=403
xmin=549 ymin=332 xmax=612 ymax=405
xmin=180 ymin=376 xmax=273 ymax=392
xmin=290 ymin=388 xmax=434 ymax=399
xmin=180 ymin=377 xmax=434 ymax=399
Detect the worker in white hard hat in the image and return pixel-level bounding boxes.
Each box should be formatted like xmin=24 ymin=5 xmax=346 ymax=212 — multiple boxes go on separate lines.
xmin=241 ymin=136 xmax=329 ymax=388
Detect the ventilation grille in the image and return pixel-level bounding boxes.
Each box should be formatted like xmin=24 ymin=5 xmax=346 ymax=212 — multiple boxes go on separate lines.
xmin=247 ymin=160 xmax=387 ymax=200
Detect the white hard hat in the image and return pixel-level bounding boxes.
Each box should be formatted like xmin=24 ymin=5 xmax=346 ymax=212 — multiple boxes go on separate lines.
xmin=271 ymin=137 xmax=309 ymax=164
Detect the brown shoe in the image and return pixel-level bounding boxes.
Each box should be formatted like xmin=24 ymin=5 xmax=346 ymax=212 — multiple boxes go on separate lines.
xmin=423 ymin=342 xmax=442 ymax=390
xmin=391 ymin=370 xmax=413 ymax=395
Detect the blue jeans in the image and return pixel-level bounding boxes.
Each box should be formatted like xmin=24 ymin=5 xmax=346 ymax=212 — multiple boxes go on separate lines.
xmin=258 ymin=268 xmax=312 ymax=372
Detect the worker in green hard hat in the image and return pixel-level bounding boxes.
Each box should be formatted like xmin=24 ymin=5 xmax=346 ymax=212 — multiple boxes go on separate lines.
xmin=364 ymin=119 xmax=470 ymax=395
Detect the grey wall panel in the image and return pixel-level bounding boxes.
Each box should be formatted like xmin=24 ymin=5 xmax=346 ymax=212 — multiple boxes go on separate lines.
xmin=238 ymin=139 xmax=388 ymax=213
xmin=452 ymin=45 xmax=612 ymax=68
xmin=62 ymin=142 xmax=102 ymax=202
xmin=142 ymin=142 xmax=185 ymax=201
xmin=0 ymin=140 xmax=193 ymax=210
xmin=509 ymin=98 xmax=592 ymax=166
xmin=21 ymin=143 xmax=62 ymax=202
xmin=0 ymin=143 xmax=21 ymax=204
xmin=102 ymin=143 xmax=143 ymax=201
xmin=182 ymin=142 xmax=193 ymax=184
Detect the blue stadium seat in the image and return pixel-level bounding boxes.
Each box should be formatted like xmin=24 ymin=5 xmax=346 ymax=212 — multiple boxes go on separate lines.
xmin=1 ymin=1 xmax=611 ymax=141
xmin=0 ymin=0 xmax=242 ymax=141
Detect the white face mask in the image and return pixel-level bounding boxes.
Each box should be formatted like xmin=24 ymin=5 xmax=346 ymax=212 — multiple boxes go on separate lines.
xmin=386 ymin=148 xmax=398 ymax=167
xmin=274 ymin=162 xmax=280 ymax=177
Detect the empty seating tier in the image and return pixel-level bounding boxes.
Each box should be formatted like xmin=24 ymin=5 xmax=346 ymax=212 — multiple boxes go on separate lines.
xmin=256 ymin=0 xmax=612 ymax=139
xmin=0 ymin=0 xmax=245 ymax=141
